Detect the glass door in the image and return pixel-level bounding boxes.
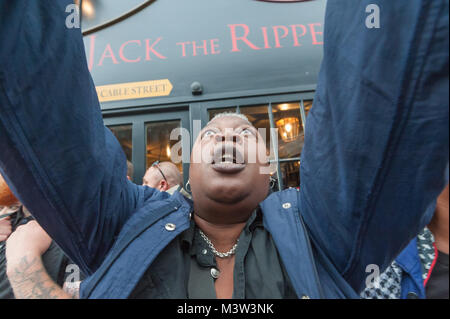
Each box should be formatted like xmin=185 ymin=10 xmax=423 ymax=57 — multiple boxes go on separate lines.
xmin=104 ymin=109 xmax=190 ymax=187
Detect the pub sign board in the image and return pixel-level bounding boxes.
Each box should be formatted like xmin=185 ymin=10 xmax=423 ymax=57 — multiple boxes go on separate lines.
xmin=82 ymin=0 xmax=326 ymax=109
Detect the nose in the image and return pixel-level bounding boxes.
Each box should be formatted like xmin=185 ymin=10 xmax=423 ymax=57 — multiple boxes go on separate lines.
xmin=214 ymin=132 xmax=241 ymax=144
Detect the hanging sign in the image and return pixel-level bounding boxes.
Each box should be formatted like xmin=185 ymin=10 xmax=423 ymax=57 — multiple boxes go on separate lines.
xmin=96 ymin=79 xmax=173 ymax=102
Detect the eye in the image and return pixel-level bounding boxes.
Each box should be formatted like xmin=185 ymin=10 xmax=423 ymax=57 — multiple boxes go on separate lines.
xmin=202 ymin=129 xmax=216 ymax=139
xmin=239 ymin=128 xmax=255 ymax=137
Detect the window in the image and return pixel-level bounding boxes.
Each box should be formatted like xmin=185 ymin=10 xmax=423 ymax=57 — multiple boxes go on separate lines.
xmin=303 ymin=100 xmax=313 ymax=116
xmin=108 ymin=124 xmax=132 ymax=161
xmin=280 ymin=161 xmax=301 ymax=189
xmin=145 ymin=120 xmax=182 ymax=172
xmin=208 ymin=107 xmax=237 ymax=120
xmin=273 ymin=102 xmax=303 ymax=159
xmin=240 ymin=105 xmax=271 ymax=152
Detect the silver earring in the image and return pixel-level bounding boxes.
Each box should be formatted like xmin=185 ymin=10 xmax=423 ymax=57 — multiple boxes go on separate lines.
xmin=269 ymin=176 xmax=276 ymax=189
xmin=185 ymin=180 xmax=191 ymax=193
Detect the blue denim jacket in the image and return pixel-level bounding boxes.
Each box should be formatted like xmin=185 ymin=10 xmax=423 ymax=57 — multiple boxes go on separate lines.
xmin=0 ymin=0 xmax=448 ymax=298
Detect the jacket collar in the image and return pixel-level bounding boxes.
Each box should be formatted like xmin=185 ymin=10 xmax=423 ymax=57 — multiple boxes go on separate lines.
xmin=83 ymin=189 xmax=325 ymax=299
xmin=260 ymin=188 xmax=324 ymax=299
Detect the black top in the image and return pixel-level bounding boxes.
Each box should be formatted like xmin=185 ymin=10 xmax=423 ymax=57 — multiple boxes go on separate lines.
xmin=426 ymin=251 xmax=449 ymax=299
xmin=132 ymin=209 xmax=297 ymax=299
xmin=0 ymin=208 xmax=78 ymax=299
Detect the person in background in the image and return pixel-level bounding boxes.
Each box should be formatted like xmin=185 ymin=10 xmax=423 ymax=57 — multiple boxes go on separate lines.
xmin=5 ymin=220 xmax=79 ymax=299
xmin=362 ymin=184 xmax=449 ymax=299
xmin=2 ymin=160 xmax=182 ymax=300
xmin=0 ymin=173 xmax=82 ymax=299
xmin=142 ymin=161 xmax=183 ymax=194
xmin=0 ymin=178 xmax=17 ymax=244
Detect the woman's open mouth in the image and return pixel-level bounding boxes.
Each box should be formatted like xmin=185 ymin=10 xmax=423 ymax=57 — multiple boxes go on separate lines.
xmin=211 ymin=144 xmax=246 ymax=174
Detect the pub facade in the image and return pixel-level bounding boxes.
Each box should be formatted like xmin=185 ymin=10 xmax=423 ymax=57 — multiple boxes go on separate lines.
xmin=79 ymin=0 xmax=326 ymax=189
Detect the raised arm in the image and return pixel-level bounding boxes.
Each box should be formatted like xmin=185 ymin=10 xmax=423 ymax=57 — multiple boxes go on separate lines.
xmin=299 ymin=0 xmax=449 ymax=292
xmin=0 ymin=1 xmax=152 ymax=275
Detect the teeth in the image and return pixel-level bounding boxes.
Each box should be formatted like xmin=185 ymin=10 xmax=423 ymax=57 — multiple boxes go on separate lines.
xmin=222 ymin=155 xmax=234 ymax=163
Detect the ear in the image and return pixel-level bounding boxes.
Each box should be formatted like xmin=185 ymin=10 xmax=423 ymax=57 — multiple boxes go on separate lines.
xmin=159 ymin=180 xmax=169 ymax=192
